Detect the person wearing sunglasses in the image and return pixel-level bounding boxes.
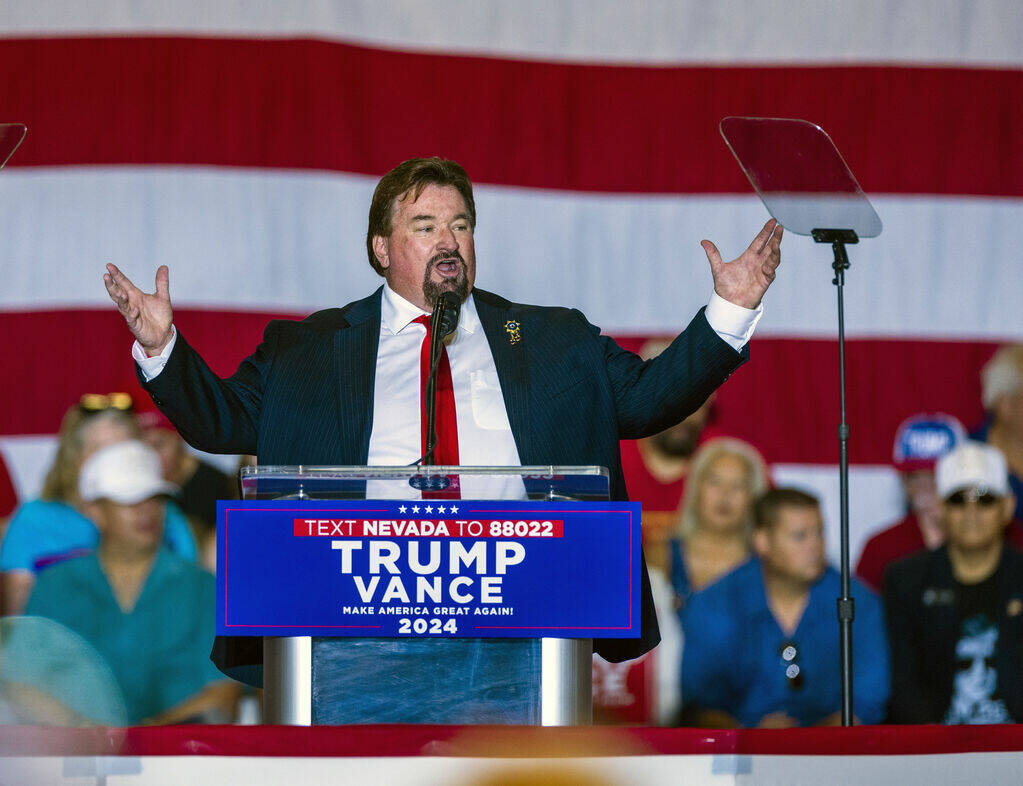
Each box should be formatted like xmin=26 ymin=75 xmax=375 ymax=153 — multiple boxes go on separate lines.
xmin=885 ymin=441 xmax=1023 ymax=724
xmin=0 ymin=398 xmax=197 ymax=615
xmin=678 ymin=487 xmax=889 ymax=727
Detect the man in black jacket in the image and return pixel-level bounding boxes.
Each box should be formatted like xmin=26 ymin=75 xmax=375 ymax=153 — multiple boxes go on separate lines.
xmin=103 ymin=157 xmax=783 ymax=694
xmin=885 ymin=441 xmax=1023 ymax=724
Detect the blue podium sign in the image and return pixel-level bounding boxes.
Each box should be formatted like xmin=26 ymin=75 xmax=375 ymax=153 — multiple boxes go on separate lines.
xmin=217 ymin=499 xmax=640 ymax=639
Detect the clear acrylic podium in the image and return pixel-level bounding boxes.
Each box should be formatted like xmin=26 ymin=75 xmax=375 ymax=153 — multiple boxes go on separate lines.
xmin=239 ymin=465 xmax=610 ymax=726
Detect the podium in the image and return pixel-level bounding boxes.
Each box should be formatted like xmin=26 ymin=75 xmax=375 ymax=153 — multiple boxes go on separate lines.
xmin=227 ymin=465 xmax=635 ymax=726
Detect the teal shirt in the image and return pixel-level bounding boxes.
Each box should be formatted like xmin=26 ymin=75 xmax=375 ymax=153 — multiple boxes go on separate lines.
xmin=24 ymin=548 xmax=223 ymax=724
xmin=0 ymin=498 xmax=196 ymax=572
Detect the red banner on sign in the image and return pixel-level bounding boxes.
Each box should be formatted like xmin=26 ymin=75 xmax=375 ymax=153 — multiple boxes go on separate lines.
xmin=293 ymin=519 xmax=565 ymax=538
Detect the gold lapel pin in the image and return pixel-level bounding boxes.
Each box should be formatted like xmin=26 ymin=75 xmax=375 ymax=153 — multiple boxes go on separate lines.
xmin=504 ymin=320 xmax=521 ymax=345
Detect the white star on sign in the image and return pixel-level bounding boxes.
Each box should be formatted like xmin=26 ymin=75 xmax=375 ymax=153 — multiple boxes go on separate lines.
xmin=450 ymin=505 xmax=459 ymax=514
xmin=412 ymin=505 xmax=420 ymax=514
xmin=437 ymin=506 xmax=446 ymax=514
xmin=425 ymin=505 xmax=434 ymax=514
xmin=398 ymin=505 xmax=407 ymax=514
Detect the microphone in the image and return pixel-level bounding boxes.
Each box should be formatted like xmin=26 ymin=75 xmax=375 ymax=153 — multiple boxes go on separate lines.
xmin=417 ymin=291 xmax=461 ymax=468
xmin=432 ymin=291 xmax=461 ymax=341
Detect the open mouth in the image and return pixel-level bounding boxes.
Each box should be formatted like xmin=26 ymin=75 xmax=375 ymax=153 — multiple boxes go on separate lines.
xmin=434 ymin=259 xmax=462 ymax=278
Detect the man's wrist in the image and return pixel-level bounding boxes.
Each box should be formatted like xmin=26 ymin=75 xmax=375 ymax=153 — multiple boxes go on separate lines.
xmin=705 ymin=292 xmax=763 ymax=351
xmin=133 ymin=326 xmax=177 ymax=382
xmin=141 ymin=330 xmax=175 ymax=357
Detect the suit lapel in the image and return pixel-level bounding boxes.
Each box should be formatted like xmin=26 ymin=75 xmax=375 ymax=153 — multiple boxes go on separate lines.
xmin=474 ymin=291 xmax=533 ymax=464
xmin=334 ymin=287 xmax=382 ymax=464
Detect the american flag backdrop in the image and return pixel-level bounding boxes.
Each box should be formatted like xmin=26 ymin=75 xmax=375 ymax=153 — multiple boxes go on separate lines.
xmin=0 ymin=1 xmax=1021 ymax=570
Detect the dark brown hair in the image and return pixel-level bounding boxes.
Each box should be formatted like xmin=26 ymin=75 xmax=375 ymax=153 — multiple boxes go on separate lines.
xmin=754 ymin=487 xmax=820 ymax=530
xmin=365 ymin=157 xmax=477 ymax=275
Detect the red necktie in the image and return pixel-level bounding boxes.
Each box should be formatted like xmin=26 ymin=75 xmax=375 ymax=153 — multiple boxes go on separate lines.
xmin=414 ymin=315 xmax=460 ymax=498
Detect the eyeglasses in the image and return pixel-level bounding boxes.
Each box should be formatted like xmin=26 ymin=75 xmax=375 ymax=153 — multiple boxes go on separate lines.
xmin=78 ymin=392 xmax=134 ymax=414
xmin=945 ymin=488 xmax=1001 ymax=508
xmin=780 ymin=641 xmax=803 ymax=691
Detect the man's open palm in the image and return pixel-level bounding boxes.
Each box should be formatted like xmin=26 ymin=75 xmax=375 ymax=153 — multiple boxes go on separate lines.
xmin=103 ymin=263 xmax=174 ymax=355
xmin=702 ymin=219 xmax=783 ymax=310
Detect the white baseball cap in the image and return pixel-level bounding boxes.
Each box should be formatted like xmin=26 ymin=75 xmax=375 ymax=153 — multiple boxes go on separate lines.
xmin=935 ymin=441 xmax=1010 ymax=499
xmin=79 ymin=440 xmax=178 ymax=504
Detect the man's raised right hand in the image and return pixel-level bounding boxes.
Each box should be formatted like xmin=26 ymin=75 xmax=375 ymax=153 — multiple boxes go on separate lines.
xmin=103 ymin=263 xmax=175 ymax=356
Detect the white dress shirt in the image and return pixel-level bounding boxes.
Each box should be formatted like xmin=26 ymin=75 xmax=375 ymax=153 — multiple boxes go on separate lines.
xmin=134 ymin=285 xmax=762 ymax=499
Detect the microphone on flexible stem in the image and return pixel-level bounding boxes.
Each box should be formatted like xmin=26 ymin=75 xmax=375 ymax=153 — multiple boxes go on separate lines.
xmin=416 ymin=291 xmax=461 ymax=469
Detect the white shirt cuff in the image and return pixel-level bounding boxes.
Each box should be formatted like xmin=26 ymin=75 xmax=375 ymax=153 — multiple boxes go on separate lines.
xmin=132 ymin=326 xmax=177 ymax=382
xmin=705 ymin=292 xmax=763 ymax=352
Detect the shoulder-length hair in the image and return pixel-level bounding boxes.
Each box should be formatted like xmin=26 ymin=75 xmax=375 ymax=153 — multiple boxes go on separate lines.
xmin=40 ymin=406 xmax=140 ymax=503
xmin=675 ymin=437 xmax=769 ymax=543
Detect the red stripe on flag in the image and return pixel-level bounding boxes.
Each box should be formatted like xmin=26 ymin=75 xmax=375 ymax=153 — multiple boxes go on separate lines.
xmin=0 ymin=309 xmax=997 ymax=465
xmin=0 ymin=37 xmax=1020 ymax=195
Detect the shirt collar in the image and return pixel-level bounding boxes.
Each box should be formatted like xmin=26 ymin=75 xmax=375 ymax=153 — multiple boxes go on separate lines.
xmin=380 ymin=281 xmax=479 ymax=337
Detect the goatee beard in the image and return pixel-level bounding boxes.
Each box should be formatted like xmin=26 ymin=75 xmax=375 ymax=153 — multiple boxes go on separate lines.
xmin=423 ymin=252 xmax=470 ymax=307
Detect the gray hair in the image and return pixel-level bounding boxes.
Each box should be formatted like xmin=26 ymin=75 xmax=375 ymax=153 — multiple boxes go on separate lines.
xmin=981 ymin=345 xmax=1023 ymax=411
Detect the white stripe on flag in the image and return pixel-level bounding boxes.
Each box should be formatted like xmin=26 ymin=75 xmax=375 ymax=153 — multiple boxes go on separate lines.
xmin=2 ymin=167 xmax=1020 ymax=339
xmin=1 ymin=1 xmax=1021 ymax=66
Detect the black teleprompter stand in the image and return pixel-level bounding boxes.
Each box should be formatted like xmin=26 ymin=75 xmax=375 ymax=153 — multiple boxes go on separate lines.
xmin=811 ymin=227 xmax=858 ymax=727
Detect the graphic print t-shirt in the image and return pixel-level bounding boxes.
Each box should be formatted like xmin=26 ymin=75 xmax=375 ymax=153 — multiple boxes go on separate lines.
xmin=944 ymin=569 xmax=1012 ymax=724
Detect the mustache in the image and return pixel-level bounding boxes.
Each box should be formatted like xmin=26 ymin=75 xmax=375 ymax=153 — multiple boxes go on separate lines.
xmin=427 ymin=251 xmax=465 ymax=269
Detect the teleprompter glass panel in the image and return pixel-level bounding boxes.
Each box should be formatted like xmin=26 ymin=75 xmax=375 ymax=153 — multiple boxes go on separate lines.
xmin=720 ymin=117 xmax=882 ymax=238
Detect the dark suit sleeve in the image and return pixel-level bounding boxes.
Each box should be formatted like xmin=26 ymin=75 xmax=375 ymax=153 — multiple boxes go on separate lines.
xmin=596 ymin=307 xmax=748 ymax=440
xmin=137 ymin=322 xmax=280 ymax=455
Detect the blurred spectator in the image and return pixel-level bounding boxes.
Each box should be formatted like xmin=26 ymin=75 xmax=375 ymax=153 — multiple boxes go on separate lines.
xmin=620 ymin=338 xmax=717 ymax=573
xmin=0 ymin=396 xmax=196 ymax=615
xmin=23 ymin=440 xmax=237 ymax=724
xmin=857 ymin=414 xmax=963 ymax=590
xmin=669 ymin=438 xmax=768 ymax=607
xmin=859 ymin=414 xmax=1023 ymax=592
xmin=594 ymin=437 xmax=766 ymax=726
xmin=679 ymin=487 xmax=889 ymax=727
xmin=139 ymin=410 xmax=237 ymax=533
xmin=974 ymin=345 xmax=1023 ymax=521
xmin=885 ymin=442 xmax=1023 ymax=724
xmin=140 ymin=411 xmax=236 ymax=573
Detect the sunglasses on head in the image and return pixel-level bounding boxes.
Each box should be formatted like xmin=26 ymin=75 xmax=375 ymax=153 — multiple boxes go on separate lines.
xmin=780 ymin=641 xmax=803 ymax=691
xmin=78 ymin=392 xmax=134 ymax=414
xmin=945 ymin=488 xmax=1001 ymax=508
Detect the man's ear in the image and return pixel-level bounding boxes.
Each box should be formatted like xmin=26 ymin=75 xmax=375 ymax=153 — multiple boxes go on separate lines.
xmin=372 ymin=235 xmax=390 ymax=271
xmin=752 ymin=528 xmax=768 ymax=559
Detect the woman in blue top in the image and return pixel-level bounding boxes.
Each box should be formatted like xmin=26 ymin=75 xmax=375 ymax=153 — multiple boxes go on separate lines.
xmin=0 ymin=398 xmax=196 ymax=614
xmin=669 ymin=437 xmax=769 ymax=608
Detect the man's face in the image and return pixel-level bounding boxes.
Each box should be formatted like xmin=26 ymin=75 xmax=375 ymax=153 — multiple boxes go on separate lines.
xmin=142 ymin=427 xmax=186 ymax=482
xmin=942 ymin=487 xmax=1014 ymax=552
xmin=650 ymin=398 xmax=712 ymax=458
xmin=901 ymin=469 xmax=940 ymax=517
xmin=754 ymin=505 xmax=826 ymax=585
xmin=92 ymin=497 xmax=165 ymax=555
xmin=994 ymin=386 xmax=1023 ymax=442
xmin=372 ymin=183 xmax=476 ymax=312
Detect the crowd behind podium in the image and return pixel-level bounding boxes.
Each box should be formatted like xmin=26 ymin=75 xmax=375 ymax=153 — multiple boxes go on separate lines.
xmin=1 ymin=344 xmax=1023 ymax=728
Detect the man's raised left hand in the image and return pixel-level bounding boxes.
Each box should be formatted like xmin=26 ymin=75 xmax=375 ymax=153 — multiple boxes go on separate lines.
xmin=702 ymin=219 xmax=783 ymax=310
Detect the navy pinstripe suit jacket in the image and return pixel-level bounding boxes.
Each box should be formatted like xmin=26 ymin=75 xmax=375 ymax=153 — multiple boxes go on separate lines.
xmin=141 ymin=286 xmax=748 ymax=680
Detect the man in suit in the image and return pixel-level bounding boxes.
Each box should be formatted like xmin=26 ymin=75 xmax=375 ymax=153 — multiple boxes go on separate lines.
xmin=103 ymin=157 xmax=782 ymax=688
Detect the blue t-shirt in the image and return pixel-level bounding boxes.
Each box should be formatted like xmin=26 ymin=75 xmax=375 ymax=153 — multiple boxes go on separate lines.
xmin=0 ymin=498 xmax=196 ymax=573
xmin=681 ymin=559 xmax=890 ymax=726
xmin=23 ymin=548 xmax=223 ymax=724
